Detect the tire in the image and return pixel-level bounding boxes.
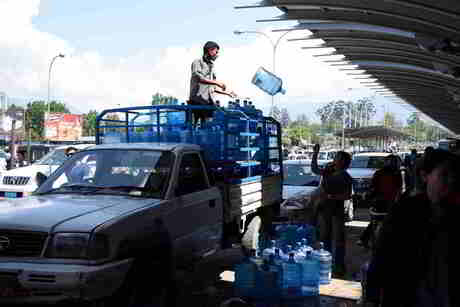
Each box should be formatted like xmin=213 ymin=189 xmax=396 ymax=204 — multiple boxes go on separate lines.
xmin=241 ymin=215 xmax=261 ymax=251
xmin=87 ymin=255 xmax=175 ymax=307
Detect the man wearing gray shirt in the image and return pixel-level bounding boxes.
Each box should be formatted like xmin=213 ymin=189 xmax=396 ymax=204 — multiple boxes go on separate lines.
xmin=189 ymin=41 xmax=236 ymax=125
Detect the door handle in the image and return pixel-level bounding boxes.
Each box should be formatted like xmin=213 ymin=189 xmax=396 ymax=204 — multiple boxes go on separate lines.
xmin=209 ymin=199 xmax=216 ymax=208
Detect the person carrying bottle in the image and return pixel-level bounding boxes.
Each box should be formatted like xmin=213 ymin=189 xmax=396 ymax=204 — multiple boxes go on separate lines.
xmin=311 ymin=144 xmax=352 ymax=278
xmin=189 ymin=41 xmax=236 ymax=126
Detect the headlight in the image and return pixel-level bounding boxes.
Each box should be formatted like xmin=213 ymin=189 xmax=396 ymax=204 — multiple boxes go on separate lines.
xmin=47 ymin=233 xmax=89 ymax=259
xmin=46 ymin=233 xmax=109 ymax=259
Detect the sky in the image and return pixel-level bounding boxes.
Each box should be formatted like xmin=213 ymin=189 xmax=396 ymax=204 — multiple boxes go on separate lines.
xmin=0 ymin=0 xmax=415 ymax=123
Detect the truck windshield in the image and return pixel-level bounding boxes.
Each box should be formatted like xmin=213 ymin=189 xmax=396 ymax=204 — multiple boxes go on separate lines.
xmin=36 ymin=148 xmax=68 ymax=166
xmin=35 ymin=149 xmax=173 ymax=199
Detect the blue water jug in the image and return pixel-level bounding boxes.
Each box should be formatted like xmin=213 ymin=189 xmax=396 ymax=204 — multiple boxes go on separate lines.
xmin=262 ymin=240 xmax=277 ymax=261
xmin=300 ymin=250 xmax=320 ymax=296
xmin=268 ymin=254 xmax=283 ymax=293
xmin=281 ymin=253 xmax=302 ymax=298
xmin=256 ymin=259 xmax=281 ymax=306
xmin=312 ymin=242 xmax=332 ymax=285
xmin=251 ymin=66 xmax=286 ymax=96
xmin=234 ymin=249 xmax=258 ymax=298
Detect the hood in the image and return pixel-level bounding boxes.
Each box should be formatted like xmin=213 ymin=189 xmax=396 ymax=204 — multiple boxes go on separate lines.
xmin=347 ymin=168 xmax=376 ymax=178
xmin=0 ymin=194 xmax=161 ymax=233
xmin=1 ymin=164 xmax=59 ymax=178
xmin=283 ymin=185 xmax=318 ymax=200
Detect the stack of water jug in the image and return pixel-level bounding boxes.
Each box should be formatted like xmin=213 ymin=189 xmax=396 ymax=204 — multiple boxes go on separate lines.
xmin=234 ymin=238 xmax=332 ymax=305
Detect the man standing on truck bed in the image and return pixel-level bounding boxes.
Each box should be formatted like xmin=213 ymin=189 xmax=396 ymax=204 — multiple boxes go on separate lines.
xmin=189 ymin=41 xmax=236 ymax=125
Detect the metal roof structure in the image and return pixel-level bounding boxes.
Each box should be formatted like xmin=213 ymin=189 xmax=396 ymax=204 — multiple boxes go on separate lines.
xmin=333 ymin=125 xmax=410 ymax=139
xmin=236 ymin=0 xmax=460 ymax=134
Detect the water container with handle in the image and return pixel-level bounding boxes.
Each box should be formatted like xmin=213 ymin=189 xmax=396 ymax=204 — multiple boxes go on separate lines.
xmin=281 ymin=253 xmax=303 ymax=298
xmin=312 ymin=242 xmax=332 ymax=284
xmin=300 ymin=250 xmax=320 ymax=296
xmin=234 ymin=249 xmax=258 ymax=298
xmin=251 ymin=66 xmax=286 ymax=96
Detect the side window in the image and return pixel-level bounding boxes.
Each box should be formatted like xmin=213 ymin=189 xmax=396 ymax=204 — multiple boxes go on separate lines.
xmin=176 ymin=153 xmax=208 ymax=196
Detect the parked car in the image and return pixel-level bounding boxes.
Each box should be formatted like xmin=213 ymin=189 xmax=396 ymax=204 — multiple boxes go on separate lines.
xmin=281 ymin=161 xmax=321 ymax=223
xmin=0 ymin=144 xmax=92 ymax=199
xmin=0 ymin=150 xmax=8 ymax=171
xmin=347 ymin=152 xmax=390 ymax=208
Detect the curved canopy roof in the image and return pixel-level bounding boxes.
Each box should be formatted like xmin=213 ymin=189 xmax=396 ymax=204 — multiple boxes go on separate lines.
xmin=334 ymin=125 xmax=410 ymax=139
xmin=237 ymin=0 xmax=460 ymax=134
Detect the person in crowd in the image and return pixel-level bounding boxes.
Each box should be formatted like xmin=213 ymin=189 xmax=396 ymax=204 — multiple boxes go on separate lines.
xmin=189 ymin=41 xmax=236 ymax=126
xmin=65 ymin=146 xmax=78 ymax=158
xmin=371 ymin=148 xmax=458 ymax=307
xmin=410 ymin=146 xmax=435 ymax=196
xmin=15 ymin=151 xmax=27 ymax=168
xmin=311 ymin=144 xmax=352 ymax=277
xmin=357 ymin=154 xmax=403 ymax=248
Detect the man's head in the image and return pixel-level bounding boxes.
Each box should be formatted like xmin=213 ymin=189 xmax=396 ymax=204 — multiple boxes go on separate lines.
xmin=65 ymin=147 xmax=78 ymax=158
xmin=411 ymin=149 xmax=417 ymax=155
xmin=334 ymin=151 xmax=351 ymax=170
xmin=423 ymin=149 xmax=460 ymax=204
xmin=203 ymin=41 xmax=220 ymax=62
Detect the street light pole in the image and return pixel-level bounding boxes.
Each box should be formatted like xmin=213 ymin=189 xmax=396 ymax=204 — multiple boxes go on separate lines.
xmin=46 ymin=53 xmax=65 ymax=141
xmin=234 ymin=29 xmax=296 ymax=114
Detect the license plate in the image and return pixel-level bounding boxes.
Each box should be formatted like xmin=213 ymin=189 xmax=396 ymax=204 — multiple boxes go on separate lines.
xmin=4 ymin=192 xmax=17 ymax=198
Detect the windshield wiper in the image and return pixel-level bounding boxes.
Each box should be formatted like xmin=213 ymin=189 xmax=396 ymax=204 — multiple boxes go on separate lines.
xmin=84 ymin=185 xmax=148 ymax=195
xmin=36 ymin=183 xmax=105 ymax=195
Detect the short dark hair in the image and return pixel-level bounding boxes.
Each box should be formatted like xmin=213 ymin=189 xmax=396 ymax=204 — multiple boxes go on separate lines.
xmin=203 ymin=41 xmax=219 ymax=53
xmin=336 ymin=151 xmax=352 ymax=169
xmin=65 ymin=147 xmax=78 ymax=156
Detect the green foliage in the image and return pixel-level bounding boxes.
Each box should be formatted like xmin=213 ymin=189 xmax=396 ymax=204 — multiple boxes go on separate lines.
xmin=152 ymin=92 xmax=179 ymax=105
xmin=82 ymin=110 xmax=98 ymax=136
xmin=24 ymin=100 xmax=70 ymax=141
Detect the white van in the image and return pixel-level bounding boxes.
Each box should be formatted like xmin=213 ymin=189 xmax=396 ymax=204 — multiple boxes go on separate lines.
xmin=0 ymin=144 xmax=92 ymax=199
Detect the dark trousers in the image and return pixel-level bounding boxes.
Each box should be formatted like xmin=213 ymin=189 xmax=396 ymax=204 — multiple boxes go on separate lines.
xmin=318 ymin=208 xmax=346 ymax=274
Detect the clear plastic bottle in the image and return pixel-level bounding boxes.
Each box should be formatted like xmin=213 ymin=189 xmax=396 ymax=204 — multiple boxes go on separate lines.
xmin=312 ymin=242 xmax=332 ymax=285
xmin=300 ymin=250 xmax=320 ymax=296
xmin=281 ymin=253 xmax=303 ymax=298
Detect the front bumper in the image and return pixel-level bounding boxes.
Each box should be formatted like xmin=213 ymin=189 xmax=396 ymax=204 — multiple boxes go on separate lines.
xmin=0 ymin=258 xmax=133 ymax=304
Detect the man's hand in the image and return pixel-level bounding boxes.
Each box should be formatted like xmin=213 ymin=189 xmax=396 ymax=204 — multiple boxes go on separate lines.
xmin=313 ymin=144 xmax=320 ymax=154
xmin=218 ymin=82 xmax=226 ymax=91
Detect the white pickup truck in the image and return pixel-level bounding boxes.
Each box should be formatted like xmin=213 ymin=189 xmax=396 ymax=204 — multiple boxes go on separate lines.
xmin=0 ymin=104 xmax=283 ymax=305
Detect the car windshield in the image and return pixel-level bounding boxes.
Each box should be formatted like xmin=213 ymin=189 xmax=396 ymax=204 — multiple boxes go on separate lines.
xmin=283 ymin=164 xmax=320 ymax=186
xmin=35 ymin=148 xmax=68 ymax=166
xmin=350 ymin=156 xmax=386 ymax=169
xmin=35 ymin=149 xmax=173 ymax=199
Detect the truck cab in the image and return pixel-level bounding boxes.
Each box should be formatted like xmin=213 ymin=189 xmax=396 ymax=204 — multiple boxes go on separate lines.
xmin=0 ymin=102 xmax=283 ymax=305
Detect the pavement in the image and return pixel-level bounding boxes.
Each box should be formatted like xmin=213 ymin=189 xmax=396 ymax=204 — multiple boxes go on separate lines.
xmin=171 ymin=207 xmax=372 ymax=307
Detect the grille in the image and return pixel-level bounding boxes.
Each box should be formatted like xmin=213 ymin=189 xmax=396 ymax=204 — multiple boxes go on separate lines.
xmin=352 ymin=178 xmax=371 ymax=193
xmin=3 ymin=176 xmax=31 ymax=185
xmin=0 ymin=230 xmax=47 ymax=257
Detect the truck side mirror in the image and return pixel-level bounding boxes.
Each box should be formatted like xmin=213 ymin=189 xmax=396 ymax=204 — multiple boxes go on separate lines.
xmin=36 ymin=172 xmax=48 ymax=187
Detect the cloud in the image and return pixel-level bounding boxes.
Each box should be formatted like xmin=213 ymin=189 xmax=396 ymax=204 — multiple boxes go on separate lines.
xmin=0 ymin=1 xmax=388 ymax=121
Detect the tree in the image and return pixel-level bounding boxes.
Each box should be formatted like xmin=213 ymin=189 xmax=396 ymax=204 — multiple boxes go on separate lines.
xmin=382 ymin=112 xmax=397 ymax=128
xmin=151 ymin=92 xmax=179 ymax=105
xmin=280 ymin=108 xmax=290 ymax=128
xmin=83 ymin=110 xmax=98 ymax=136
xmin=25 ymin=100 xmax=70 ymax=141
